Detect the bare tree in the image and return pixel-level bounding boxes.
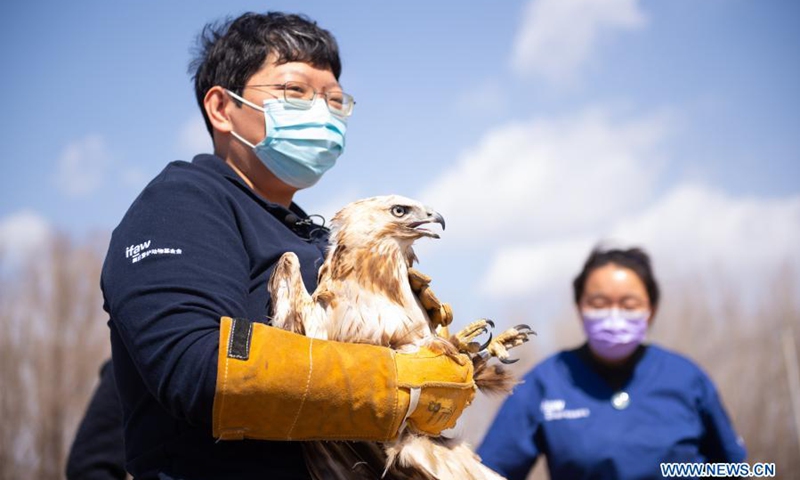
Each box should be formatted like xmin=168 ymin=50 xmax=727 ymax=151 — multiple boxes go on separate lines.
xmin=0 ymin=233 xmax=110 ymax=480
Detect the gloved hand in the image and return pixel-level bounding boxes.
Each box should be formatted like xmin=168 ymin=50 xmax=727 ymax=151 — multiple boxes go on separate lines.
xmin=408 ymin=268 xmax=453 ymax=328
xmin=394 ymin=345 xmax=474 ymax=436
xmin=213 ymin=317 xmax=474 ymax=442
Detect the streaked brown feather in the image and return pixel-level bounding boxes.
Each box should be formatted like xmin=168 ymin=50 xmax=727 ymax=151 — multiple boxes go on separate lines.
xmin=473 ymin=361 xmax=520 ymax=396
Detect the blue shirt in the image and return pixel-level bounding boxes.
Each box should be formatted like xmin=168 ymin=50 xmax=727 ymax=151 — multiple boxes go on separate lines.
xmin=477 ymin=344 xmax=746 ymax=480
xmin=102 ymin=154 xmax=328 ymax=479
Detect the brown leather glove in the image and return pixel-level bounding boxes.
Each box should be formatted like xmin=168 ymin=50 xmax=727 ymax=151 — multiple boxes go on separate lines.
xmin=213 ymin=317 xmax=474 ymax=442
xmin=408 ymin=268 xmax=453 ymax=328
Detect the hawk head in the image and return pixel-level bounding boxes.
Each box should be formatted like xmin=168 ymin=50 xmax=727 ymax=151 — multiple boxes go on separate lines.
xmin=330 ymin=195 xmax=445 ymax=250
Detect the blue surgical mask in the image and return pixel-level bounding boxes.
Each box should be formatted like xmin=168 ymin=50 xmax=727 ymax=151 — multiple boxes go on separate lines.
xmin=226 ymin=90 xmax=347 ymax=189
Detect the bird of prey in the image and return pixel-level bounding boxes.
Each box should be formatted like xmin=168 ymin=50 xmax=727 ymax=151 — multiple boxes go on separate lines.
xmin=269 ymin=195 xmax=533 ymax=479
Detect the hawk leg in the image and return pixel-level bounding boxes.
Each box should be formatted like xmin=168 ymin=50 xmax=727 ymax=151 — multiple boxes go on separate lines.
xmin=486 ymin=325 xmax=535 ymax=364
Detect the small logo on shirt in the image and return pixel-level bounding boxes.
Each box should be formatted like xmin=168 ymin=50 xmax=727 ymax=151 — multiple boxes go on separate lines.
xmin=125 ymin=240 xmax=182 ymax=264
xmin=540 ymin=399 xmax=590 ymax=421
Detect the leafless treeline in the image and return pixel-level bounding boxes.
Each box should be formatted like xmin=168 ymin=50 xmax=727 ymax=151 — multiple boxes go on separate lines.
xmin=652 ymin=270 xmax=800 ymax=479
xmin=0 ymin=234 xmax=109 ymax=480
xmin=0 ymin=234 xmax=798 ymax=479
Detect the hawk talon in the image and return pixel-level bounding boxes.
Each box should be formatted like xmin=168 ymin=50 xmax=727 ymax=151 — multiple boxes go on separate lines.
xmin=481 ymin=324 xmax=536 ymax=364
xmin=478 ymin=332 xmax=493 ymax=351
xmin=513 ymin=324 xmax=535 ymax=335
xmin=453 ymin=319 xmax=496 ymax=353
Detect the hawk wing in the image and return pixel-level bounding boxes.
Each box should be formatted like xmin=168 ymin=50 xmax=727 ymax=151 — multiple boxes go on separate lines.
xmin=268 ymin=251 xmax=327 ymax=339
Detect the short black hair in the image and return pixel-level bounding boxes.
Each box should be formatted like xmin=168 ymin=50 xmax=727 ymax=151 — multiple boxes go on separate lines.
xmin=189 ymin=12 xmax=342 ymax=137
xmin=572 ymin=246 xmax=661 ymax=308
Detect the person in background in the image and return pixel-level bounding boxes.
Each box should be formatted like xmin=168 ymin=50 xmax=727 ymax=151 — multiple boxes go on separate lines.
xmin=67 ymin=11 xmax=473 ymax=480
xmin=477 ymin=247 xmax=746 ymax=480
xmin=66 ymin=360 xmax=126 ymax=480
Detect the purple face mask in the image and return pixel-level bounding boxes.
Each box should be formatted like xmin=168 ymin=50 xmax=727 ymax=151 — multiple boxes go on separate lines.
xmin=582 ymin=308 xmax=650 ymax=362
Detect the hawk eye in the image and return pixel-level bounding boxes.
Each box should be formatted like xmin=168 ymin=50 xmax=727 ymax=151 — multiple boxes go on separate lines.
xmin=391 ymin=205 xmax=408 ymax=218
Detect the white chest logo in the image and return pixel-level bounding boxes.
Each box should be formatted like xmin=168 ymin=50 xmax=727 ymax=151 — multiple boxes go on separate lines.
xmin=540 ymin=398 xmax=590 ymax=421
xmin=125 ymin=240 xmax=182 ymax=264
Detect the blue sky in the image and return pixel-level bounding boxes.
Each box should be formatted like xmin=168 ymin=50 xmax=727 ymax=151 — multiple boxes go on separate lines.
xmin=2 ymin=0 xmax=799 ymax=337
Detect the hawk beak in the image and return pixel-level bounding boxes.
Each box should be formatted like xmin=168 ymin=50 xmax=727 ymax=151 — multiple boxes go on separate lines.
xmin=431 ymin=211 xmax=446 ymax=231
xmin=409 ymin=210 xmax=446 ymax=239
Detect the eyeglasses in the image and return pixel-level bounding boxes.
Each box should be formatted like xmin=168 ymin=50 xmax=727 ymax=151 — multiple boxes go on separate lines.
xmin=241 ymin=81 xmax=355 ymax=117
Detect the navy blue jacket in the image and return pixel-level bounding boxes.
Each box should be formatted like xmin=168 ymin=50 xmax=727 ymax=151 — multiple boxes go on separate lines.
xmin=102 ymin=154 xmax=328 ymax=479
xmin=477 ymin=344 xmax=746 ymax=480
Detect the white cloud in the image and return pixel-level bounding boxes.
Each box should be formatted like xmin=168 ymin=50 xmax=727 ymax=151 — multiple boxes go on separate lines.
xmin=176 ymin=116 xmax=213 ymax=159
xmin=612 ymin=184 xmax=800 ymax=282
xmin=454 ymin=78 xmax=509 ymax=117
xmin=54 ymin=134 xmax=112 ymax=197
xmin=418 ymin=107 xmax=670 ymax=247
xmin=481 ymin=184 xmax=800 ymax=300
xmin=0 ymin=210 xmax=52 ymax=263
xmin=511 ymin=0 xmax=647 ymax=83
xmin=483 ymin=237 xmax=593 ymax=298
